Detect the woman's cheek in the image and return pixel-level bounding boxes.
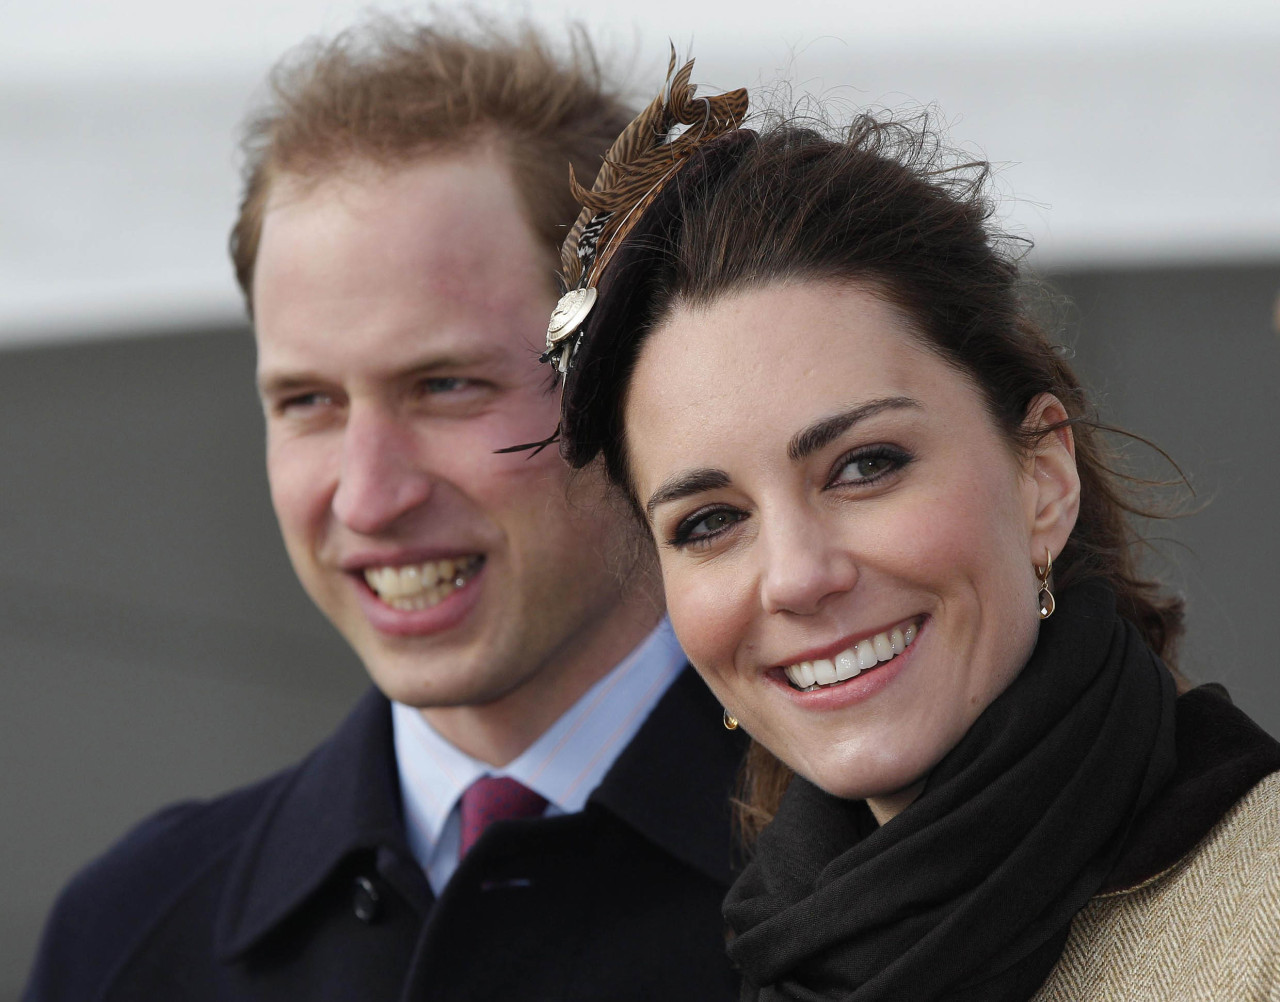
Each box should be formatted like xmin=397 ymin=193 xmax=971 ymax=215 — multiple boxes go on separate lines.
xmin=664 ymin=563 xmax=750 ymax=689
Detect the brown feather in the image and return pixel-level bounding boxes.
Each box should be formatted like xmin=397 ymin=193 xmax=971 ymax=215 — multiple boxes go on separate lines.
xmin=559 ymin=48 xmax=747 ymax=289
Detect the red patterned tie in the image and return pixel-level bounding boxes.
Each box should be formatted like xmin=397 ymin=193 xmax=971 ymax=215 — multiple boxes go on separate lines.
xmin=458 ymin=776 xmax=548 ymax=857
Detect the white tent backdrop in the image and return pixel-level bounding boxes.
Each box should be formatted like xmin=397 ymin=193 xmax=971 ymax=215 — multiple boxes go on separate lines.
xmin=2 ymin=0 xmax=1278 ymax=346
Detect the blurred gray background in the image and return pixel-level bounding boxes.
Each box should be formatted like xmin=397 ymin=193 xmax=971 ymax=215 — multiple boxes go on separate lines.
xmin=3 ymin=1 xmax=1279 ymax=997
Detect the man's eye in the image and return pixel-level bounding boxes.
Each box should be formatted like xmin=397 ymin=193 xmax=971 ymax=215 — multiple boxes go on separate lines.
xmin=279 ymin=391 xmax=334 ymax=413
xmin=422 ymin=377 xmax=469 ymax=393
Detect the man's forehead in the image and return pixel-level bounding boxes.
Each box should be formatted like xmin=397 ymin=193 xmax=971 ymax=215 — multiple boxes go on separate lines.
xmin=257 ymin=151 xmax=555 ymax=309
xmin=266 ymin=145 xmax=542 ymax=250
xmin=253 ymin=149 xmax=559 ymax=375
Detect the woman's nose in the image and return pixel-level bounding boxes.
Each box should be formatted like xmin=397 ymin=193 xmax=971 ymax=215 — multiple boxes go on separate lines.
xmin=331 ymin=404 xmax=434 ymax=535
xmin=759 ymin=514 xmax=858 ymax=616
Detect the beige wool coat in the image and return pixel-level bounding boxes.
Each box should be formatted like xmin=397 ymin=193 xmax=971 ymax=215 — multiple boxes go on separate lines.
xmin=1034 ymin=770 xmax=1280 ymax=1001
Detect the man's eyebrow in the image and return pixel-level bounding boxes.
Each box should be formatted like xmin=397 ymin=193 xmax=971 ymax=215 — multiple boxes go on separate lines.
xmin=787 ymin=396 xmax=920 ymax=462
xmin=256 ymin=371 xmax=321 ymax=398
xmin=644 ymin=469 xmax=732 ymax=520
xmin=256 ymin=347 xmax=509 ymax=397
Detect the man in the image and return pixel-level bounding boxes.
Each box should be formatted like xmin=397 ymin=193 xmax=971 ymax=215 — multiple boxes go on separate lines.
xmin=25 ymin=18 xmax=743 ymax=1001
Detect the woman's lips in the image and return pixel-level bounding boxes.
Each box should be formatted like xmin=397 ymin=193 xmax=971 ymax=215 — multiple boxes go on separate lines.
xmin=780 ymin=616 xmax=923 ymax=691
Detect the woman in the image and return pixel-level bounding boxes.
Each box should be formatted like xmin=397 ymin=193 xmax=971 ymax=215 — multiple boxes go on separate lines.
xmin=532 ymin=61 xmax=1280 ymax=1001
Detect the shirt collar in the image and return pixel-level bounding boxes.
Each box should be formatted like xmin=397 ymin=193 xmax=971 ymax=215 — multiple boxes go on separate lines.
xmin=590 ymin=663 xmax=748 ymax=887
xmin=392 ymin=619 xmax=686 ymax=881
xmin=211 ymin=649 xmax=746 ymax=962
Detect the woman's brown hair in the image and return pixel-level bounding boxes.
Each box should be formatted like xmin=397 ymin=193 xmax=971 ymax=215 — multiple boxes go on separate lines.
xmin=561 ymin=115 xmax=1188 ymax=843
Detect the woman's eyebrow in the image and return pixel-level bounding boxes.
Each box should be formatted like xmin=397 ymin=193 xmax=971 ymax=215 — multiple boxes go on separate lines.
xmin=788 ymin=396 xmax=920 ymax=461
xmin=645 ymin=468 xmax=731 ymax=520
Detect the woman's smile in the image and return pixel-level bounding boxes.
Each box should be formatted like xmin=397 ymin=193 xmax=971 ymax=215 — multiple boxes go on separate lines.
xmin=777 ymin=615 xmax=922 ymax=692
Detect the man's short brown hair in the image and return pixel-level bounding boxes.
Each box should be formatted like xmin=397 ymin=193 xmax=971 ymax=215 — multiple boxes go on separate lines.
xmin=229 ymin=15 xmax=633 ymax=310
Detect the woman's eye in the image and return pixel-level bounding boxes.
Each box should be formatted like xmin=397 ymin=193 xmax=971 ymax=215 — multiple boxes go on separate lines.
xmin=831 ymin=446 xmax=910 ymax=486
xmin=672 ymin=508 xmax=744 ymax=548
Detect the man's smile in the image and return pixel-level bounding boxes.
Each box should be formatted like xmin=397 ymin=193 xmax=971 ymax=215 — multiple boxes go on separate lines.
xmin=362 ymin=555 xmax=485 ymax=611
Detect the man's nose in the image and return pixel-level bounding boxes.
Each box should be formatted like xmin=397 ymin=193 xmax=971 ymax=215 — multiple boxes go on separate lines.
xmin=759 ymin=512 xmax=858 ymax=616
xmin=331 ymin=404 xmax=434 ymax=535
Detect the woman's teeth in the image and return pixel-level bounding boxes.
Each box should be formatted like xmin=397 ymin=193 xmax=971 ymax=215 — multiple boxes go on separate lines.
xmin=363 ymin=556 xmax=483 ymax=611
xmin=783 ymin=619 xmax=920 ymax=691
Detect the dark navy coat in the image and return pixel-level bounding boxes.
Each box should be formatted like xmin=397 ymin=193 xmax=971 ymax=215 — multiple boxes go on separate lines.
xmin=26 ymin=667 xmax=745 ymax=1001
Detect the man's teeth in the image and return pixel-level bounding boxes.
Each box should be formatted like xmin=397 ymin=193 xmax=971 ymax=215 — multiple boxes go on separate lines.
xmin=784 ymin=619 xmax=919 ymax=691
xmin=363 ymin=556 xmax=483 ymax=611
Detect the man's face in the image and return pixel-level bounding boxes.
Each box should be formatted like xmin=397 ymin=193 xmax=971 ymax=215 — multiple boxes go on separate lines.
xmin=252 ymin=150 xmax=654 ymax=756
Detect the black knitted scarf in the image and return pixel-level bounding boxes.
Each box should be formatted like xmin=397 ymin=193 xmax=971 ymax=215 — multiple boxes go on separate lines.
xmin=723 ymin=581 xmax=1177 ymax=1002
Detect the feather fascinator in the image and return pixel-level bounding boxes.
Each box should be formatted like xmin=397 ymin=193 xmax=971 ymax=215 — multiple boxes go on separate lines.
xmin=542 ymin=49 xmax=749 ymax=376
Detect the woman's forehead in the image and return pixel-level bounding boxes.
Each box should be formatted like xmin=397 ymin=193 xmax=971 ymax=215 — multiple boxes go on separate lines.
xmin=629 ymin=282 xmax=941 ymax=426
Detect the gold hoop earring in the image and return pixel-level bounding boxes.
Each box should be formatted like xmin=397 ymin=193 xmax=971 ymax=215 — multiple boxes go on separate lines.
xmin=723 ymin=709 xmax=739 ymax=731
xmin=1035 ymin=547 xmax=1056 ymax=620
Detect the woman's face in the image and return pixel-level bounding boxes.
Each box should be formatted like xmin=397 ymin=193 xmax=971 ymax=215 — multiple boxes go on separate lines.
xmin=624 ymin=280 xmax=1077 ymax=814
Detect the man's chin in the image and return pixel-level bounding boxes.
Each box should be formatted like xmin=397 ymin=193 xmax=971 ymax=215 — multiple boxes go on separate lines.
xmin=366 ymin=671 xmax=494 ymax=710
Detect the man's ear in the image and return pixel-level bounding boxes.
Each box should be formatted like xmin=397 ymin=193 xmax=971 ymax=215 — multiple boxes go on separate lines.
xmin=1023 ymin=393 xmax=1081 ymax=562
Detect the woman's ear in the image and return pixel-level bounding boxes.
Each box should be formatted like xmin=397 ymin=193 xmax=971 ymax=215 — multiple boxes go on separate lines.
xmin=1022 ymin=393 xmax=1081 ymax=561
